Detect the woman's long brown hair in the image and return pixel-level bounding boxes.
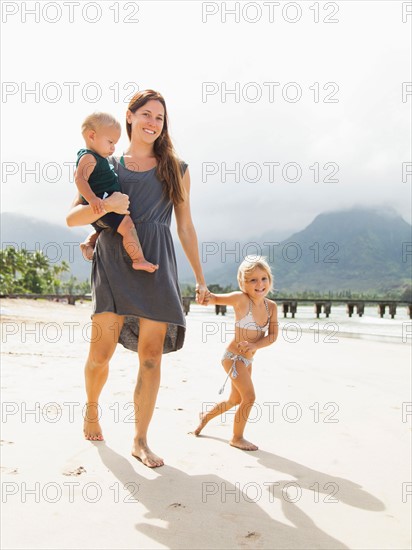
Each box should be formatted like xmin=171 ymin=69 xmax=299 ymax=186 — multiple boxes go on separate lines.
xmin=126 ymin=90 xmax=186 ymax=205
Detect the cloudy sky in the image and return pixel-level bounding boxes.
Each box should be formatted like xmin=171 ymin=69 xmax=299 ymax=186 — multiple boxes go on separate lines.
xmin=1 ymin=0 xmax=411 ymax=242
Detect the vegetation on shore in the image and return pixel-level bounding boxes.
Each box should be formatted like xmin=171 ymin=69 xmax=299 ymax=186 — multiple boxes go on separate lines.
xmin=0 ymin=247 xmax=90 ymax=295
xmin=1 ymin=246 xmax=410 ymax=302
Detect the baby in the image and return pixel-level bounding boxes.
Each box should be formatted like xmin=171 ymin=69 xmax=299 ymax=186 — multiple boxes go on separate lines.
xmin=75 ymin=112 xmax=158 ymax=272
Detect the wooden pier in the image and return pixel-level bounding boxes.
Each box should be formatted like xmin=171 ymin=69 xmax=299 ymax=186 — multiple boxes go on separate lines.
xmin=2 ymin=294 xmax=411 ymax=320
xmin=180 ymin=296 xmax=412 ymax=319
xmin=278 ymin=299 xmax=411 ymax=319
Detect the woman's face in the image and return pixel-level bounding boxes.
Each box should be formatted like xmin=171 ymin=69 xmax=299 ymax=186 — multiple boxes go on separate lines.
xmin=127 ymin=99 xmax=165 ymax=144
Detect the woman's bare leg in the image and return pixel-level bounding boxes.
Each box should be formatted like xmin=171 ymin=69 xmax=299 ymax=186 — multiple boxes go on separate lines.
xmin=84 ymin=313 xmax=124 ymax=441
xmin=131 ymin=318 xmax=167 ymax=467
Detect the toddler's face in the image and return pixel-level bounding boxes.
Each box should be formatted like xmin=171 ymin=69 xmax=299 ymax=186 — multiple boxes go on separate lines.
xmin=89 ymin=126 xmax=121 ymax=157
xmin=243 ymin=267 xmax=270 ymax=298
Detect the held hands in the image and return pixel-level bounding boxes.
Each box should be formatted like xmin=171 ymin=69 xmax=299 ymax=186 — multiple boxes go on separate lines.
xmin=195 ymin=283 xmax=210 ymax=305
xmin=103 ymin=192 xmax=130 ymax=215
xmin=89 ymin=196 xmax=105 ymax=215
xmin=237 ymin=340 xmax=257 ymax=355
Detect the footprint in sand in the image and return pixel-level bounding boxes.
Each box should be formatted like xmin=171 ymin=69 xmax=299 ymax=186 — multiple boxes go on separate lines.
xmin=168 ymin=502 xmax=186 ymax=509
xmin=1 ymin=467 xmax=18 ymax=474
xmin=237 ymin=531 xmax=262 ymax=548
xmin=62 ymin=466 xmax=87 ymax=476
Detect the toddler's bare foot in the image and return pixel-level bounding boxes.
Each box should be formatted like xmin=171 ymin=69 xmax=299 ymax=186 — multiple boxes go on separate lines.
xmin=191 ymin=412 xmax=207 ymax=436
xmin=132 ymin=439 xmax=164 ymax=468
xmin=80 ymin=242 xmax=95 ymax=261
xmin=229 ymin=437 xmax=258 ymax=451
xmin=132 ymin=260 xmax=159 ymax=272
xmin=83 ymin=403 xmax=103 ymax=441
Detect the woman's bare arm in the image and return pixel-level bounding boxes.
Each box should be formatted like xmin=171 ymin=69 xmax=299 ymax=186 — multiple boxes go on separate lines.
xmin=174 ymin=167 xmax=209 ymax=303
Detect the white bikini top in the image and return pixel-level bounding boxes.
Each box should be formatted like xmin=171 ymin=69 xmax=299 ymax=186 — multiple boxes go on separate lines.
xmin=235 ymin=299 xmax=271 ymax=332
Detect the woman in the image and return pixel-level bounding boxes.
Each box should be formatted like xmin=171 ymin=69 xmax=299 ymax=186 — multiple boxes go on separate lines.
xmin=67 ymin=90 xmax=209 ymax=467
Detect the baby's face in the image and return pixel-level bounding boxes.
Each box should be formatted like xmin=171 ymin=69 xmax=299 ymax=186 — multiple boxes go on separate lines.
xmin=90 ymin=126 xmax=121 ymax=157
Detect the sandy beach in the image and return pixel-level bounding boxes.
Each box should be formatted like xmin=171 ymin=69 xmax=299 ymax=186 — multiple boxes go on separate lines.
xmin=1 ymin=298 xmax=411 ymax=550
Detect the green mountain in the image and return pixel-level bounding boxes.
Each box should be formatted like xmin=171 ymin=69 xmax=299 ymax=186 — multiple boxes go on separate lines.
xmin=2 ymin=208 xmax=411 ymax=294
xmin=203 ymin=208 xmax=412 ymax=293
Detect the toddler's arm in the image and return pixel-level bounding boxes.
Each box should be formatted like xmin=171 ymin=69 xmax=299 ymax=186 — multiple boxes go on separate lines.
xmin=75 ymin=154 xmax=104 ymax=215
xmin=238 ymin=302 xmax=279 ymax=354
xmin=205 ymin=291 xmax=243 ymax=307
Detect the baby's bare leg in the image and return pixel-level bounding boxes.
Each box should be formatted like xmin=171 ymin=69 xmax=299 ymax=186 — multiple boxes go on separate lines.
xmin=117 ymin=216 xmax=158 ymax=272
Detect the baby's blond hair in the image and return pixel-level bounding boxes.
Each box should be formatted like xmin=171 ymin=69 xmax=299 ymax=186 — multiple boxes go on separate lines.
xmin=237 ymin=256 xmax=274 ymax=293
xmin=81 ymin=112 xmax=121 ymax=137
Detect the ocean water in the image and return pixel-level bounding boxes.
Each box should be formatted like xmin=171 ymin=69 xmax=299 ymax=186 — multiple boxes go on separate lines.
xmin=189 ymin=304 xmax=412 ymax=344
xmin=1 ymin=300 xmax=410 ymax=345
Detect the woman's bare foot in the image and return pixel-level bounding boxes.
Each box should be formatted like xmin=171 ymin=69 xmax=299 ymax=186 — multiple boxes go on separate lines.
xmin=83 ymin=404 xmax=103 ymax=441
xmin=229 ymin=437 xmax=258 ymax=451
xmin=191 ymin=412 xmax=207 ymax=436
xmin=132 ymin=260 xmax=159 ymax=272
xmin=132 ymin=438 xmax=164 ymax=468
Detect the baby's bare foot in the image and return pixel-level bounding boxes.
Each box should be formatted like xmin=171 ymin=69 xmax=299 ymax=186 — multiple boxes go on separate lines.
xmin=132 ymin=439 xmax=164 ymax=468
xmin=83 ymin=403 xmax=103 ymax=441
xmin=229 ymin=437 xmax=258 ymax=451
xmin=80 ymin=242 xmax=95 ymax=261
xmin=132 ymin=260 xmax=159 ymax=273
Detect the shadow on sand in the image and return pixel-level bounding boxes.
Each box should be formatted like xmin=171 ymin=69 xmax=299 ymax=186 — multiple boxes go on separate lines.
xmin=93 ymin=438 xmax=383 ymax=549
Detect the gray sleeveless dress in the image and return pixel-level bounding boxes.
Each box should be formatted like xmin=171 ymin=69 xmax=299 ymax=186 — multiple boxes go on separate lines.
xmin=91 ymin=156 xmax=187 ymax=353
